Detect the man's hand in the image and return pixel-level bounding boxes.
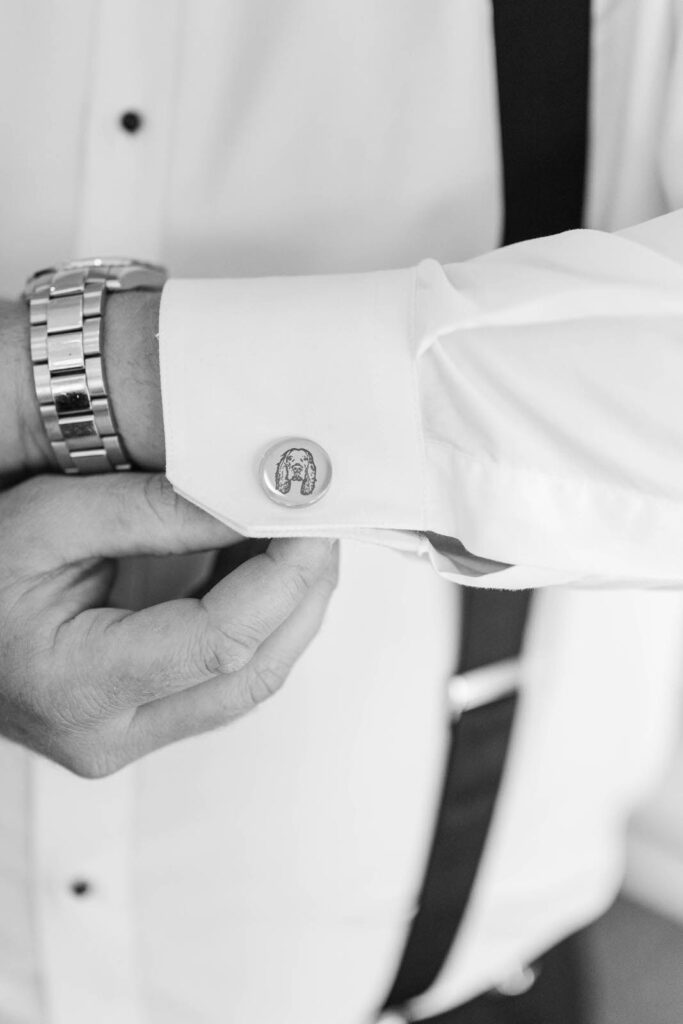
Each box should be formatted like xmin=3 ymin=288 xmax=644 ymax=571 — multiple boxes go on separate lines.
xmin=0 ymin=472 xmax=337 ymax=777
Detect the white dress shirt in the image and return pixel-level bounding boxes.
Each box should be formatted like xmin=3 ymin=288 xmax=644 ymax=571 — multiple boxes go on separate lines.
xmin=1 ymin=2 xmax=683 ymax=1023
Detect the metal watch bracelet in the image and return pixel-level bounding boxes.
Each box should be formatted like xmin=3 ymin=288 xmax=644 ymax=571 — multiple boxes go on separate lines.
xmin=25 ymin=260 xmax=164 ymax=475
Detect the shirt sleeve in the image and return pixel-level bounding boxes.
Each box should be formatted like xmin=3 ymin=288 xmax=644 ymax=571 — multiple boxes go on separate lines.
xmin=159 ymin=209 xmax=683 ymax=589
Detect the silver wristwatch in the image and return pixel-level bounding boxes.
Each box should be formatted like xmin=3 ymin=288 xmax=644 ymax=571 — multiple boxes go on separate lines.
xmin=24 ymin=257 xmax=167 ymax=474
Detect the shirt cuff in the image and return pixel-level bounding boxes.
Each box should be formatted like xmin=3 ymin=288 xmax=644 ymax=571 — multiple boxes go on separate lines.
xmin=159 ymin=269 xmax=424 ymax=537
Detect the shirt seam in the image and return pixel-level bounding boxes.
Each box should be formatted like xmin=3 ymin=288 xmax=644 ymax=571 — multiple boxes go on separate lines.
xmin=407 ymin=265 xmax=428 ymax=532
xmin=425 ymin=432 xmax=683 ymax=509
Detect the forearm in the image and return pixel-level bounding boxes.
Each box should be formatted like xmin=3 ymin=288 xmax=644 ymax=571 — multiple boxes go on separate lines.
xmin=0 ymin=289 xmax=165 ymax=487
xmin=158 ymin=210 xmax=683 ymax=588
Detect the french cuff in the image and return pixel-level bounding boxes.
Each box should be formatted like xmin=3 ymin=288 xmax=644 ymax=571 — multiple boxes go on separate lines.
xmin=159 ymin=269 xmax=425 ymax=538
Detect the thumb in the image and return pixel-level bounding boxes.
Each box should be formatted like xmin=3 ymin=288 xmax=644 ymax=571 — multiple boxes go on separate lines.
xmin=6 ymin=473 xmax=241 ymax=569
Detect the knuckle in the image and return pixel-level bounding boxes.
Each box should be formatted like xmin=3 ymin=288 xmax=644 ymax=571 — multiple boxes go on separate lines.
xmin=202 ymin=656 xmax=290 ymax=727
xmin=206 ymin=659 xmax=286 ymax=724
xmin=197 ymin=624 xmax=256 ymax=677
xmin=243 ymin=657 xmax=289 ymax=706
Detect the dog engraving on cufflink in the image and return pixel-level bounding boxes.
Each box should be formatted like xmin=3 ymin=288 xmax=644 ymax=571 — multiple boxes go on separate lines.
xmin=260 ymin=438 xmax=332 ymax=508
xmin=275 ymin=448 xmax=317 ymax=496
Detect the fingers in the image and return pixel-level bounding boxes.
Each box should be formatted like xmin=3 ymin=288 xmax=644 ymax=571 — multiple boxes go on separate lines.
xmin=125 ymin=561 xmax=338 ymax=759
xmin=52 ymin=537 xmax=338 ymax=713
xmin=0 ymin=470 xmax=339 ymax=779
xmin=3 ymin=472 xmax=241 ymax=572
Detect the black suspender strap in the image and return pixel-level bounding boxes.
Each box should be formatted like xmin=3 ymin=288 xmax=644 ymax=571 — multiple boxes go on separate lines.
xmin=382 ymin=593 xmax=531 ymax=1012
xmin=495 ymin=0 xmax=590 ymax=241
xmin=382 ymin=0 xmax=590 ymax=1013
xmin=382 ymin=675 xmax=522 ymax=1011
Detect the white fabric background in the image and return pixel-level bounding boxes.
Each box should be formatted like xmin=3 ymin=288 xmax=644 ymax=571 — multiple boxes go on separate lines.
xmin=0 ymin=2 xmax=682 ymax=1022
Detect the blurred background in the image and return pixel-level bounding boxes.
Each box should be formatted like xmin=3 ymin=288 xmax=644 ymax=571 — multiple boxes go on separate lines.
xmin=587 ymin=735 xmax=683 ymax=1023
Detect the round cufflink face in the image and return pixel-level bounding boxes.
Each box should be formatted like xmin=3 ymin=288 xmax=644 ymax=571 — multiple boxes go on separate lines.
xmin=260 ymin=438 xmax=332 ymax=508
xmin=493 ymin=963 xmax=538 ymax=997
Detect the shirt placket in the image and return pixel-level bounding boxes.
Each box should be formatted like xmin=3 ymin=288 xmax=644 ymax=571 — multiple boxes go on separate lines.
xmin=75 ymin=0 xmax=185 ymax=258
xmin=29 ymin=3 xmax=184 ymax=1021
xmin=31 ymin=760 xmax=143 ymax=1024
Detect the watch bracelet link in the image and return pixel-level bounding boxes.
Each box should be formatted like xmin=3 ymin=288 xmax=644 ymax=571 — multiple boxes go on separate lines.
xmin=29 ymin=266 xmax=131 ymax=475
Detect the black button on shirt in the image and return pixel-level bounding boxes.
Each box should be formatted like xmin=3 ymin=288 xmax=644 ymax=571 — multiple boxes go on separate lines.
xmin=70 ymin=880 xmax=91 ymax=897
xmin=120 ymin=110 xmax=143 ymax=133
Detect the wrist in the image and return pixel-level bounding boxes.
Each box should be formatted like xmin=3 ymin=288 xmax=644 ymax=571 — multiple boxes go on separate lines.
xmin=0 ymin=298 xmax=55 ymax=487
xmin=103 ymin=288 xmax=165 ymax=471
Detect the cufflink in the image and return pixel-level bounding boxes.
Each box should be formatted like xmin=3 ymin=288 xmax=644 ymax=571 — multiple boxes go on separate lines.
xmin=492 ymin=962 xmax=539 ymax=997
xmin=260 ymin=438 xmax=332 ymax=507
